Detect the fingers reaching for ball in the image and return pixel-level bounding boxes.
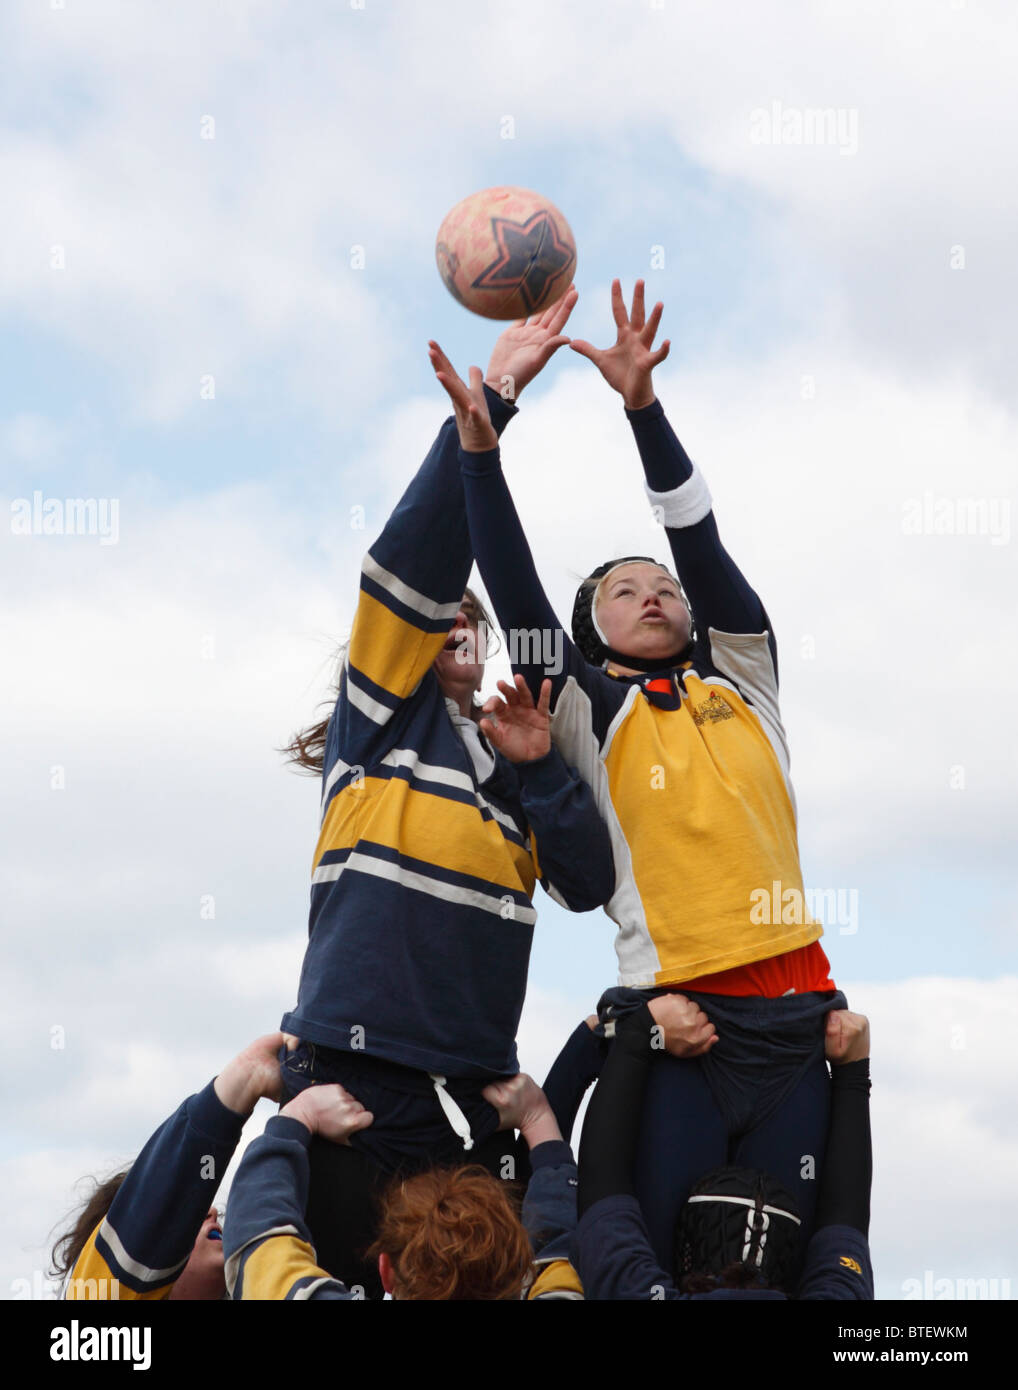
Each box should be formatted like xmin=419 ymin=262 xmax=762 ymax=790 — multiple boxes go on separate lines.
xmin=429 ymin=342 xmax=498 ymax=453
xmin=483 ymin=285 xmax=579 ymax=399
xmin=571 ymin=278 xmax=668 ymax=411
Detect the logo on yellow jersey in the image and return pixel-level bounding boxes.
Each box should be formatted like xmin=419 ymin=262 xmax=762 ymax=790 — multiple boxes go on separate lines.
xmin=690 ymin=690 xmax=735 ymax=726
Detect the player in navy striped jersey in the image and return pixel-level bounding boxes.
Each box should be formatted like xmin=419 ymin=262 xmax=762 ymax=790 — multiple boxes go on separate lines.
xmin=275 ymin=299 xmax=615 ymax=1293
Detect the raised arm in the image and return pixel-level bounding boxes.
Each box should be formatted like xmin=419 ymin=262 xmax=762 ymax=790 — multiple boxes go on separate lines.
xmin=572 ymin=280 xmax=776 ymax=668
xmin=458 ymin=433 xmax=580 ymax=704
xmin=432 ymin=303 xmax=607 ymax=713
xmin=330 ymin=379 xmax=517 ymax=778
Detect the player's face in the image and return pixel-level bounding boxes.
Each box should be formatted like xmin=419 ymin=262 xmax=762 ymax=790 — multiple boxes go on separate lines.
xmin=433 ymin=595 xmax=486 ymax=696
xmin=167 ymin=1208 xmax=226 ymax=1301
xmin=595 ymin=563 xmax=690 ymax=663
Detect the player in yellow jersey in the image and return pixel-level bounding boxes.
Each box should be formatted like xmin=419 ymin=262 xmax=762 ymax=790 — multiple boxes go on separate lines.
xmin=434 ymin=280 xmax=849 ymax=1274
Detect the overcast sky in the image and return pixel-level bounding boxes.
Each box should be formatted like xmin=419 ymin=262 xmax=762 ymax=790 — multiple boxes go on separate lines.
xmin=2 ymin=0 xmax=1016 ymax=1303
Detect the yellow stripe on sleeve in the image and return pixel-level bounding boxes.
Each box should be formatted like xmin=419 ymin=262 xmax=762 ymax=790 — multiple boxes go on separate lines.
xmin=529 ymin=1260 xmax=584 ymax=1300
xmin=240 ymin=1235 xmax=330 ymax=1301
xmin=348 ymin=589 xmax=446 ymax=703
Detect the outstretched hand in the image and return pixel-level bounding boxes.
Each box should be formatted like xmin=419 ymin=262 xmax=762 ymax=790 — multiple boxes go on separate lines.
xmin=479 ymin=676 xmax=552 ymax=763
xmin=484 ymin=286 xmax=578 ymax=401
xmin=430 ymin=342 xmax=498 ymax=453
xmin=570 ymin=278 xmax=669 ymax=410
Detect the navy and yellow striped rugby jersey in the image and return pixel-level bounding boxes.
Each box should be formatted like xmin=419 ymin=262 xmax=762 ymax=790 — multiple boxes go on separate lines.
xmin=66 ymin=1082 xmax=243 ymax=1301
xmin=281 ymin=390 xmax=614 ymax=1078
xmin=461 ymin=398 xmax=824 ymax=988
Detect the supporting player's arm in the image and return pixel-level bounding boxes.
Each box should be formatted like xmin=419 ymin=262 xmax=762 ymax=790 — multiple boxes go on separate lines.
xmin=483 ymin=1073 xmax=584 ymax=1300
xmin=540 ymin=1016 xmax=607 ymax=1144
xmin=797 ymin=1011 xmax=874 ymax=1301
xmin=224 ymin=1084 xmax=373 ymax=1301
xmin=66 ymin=1033 xmax=285 ymax=1301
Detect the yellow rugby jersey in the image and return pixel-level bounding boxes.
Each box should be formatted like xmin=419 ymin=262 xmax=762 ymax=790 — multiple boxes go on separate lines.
xmin=549 ymin=633 xmax=820 ymax=985
xmin=460 ymin=395 xmax=824 ymax=989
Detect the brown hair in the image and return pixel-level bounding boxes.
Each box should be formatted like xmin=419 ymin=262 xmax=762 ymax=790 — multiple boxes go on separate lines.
xmin=50 ymin=1169 xmax=130 ymax=1281
xmin=280 ymin=586 xmax=495 ymax=775
xmin=368 ymin=1166 xmax=532 ymax=1301
xmin=279 ymin=643 xmax=347 ymax=776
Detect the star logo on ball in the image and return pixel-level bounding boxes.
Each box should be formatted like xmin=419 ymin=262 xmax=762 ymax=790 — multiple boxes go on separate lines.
xmin=471 ymin=211 xmax=575 ymax=312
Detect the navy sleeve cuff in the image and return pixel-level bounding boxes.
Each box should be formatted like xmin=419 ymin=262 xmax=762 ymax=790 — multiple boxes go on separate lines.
xmin=624 ymin=397 xmax=664 ymax=424
xmin=528 ymin=1139 xmax=576 ymax=1172
xmin=514 ymin=746 xmax=572 ymax=796
xmin=265 ymin=1114 xmax=315 ymax=1149
xmin=458 ymin=442 xmax=502 ymax=476
xmin=188 ymin=1081 xmax=249 ymax=1144
xmin=483 ymin=382 xmax=518 ymax=434
xmin=623 ymin=397 xmax=695 ymax=493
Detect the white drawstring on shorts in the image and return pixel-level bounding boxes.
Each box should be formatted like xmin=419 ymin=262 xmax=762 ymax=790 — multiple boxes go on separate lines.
xmin=429 ymin=1074 xmax=475 ymax=1151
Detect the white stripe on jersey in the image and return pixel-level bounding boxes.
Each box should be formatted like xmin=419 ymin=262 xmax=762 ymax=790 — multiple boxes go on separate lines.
xmin=362 ymin=552 xmax=462 ymax=623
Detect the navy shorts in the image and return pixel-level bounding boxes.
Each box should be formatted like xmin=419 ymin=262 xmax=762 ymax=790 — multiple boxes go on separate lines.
xmin=597 ymin=987 xmax=848 ymax=1135
xmin=278 ymin=1041 xmax=504 ymax=1176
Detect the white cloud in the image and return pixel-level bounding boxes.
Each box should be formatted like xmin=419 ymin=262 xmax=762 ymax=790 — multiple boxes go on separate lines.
xmin=3 ymin=1 xmax=1016 ymax=417
xmin=856 ymin=976 xmax=1018 ymax=1299
xmin=2 ymin=0 xmax=1015 ymax=1304
xmin=0 ymin=413 xmax=70 ymax=462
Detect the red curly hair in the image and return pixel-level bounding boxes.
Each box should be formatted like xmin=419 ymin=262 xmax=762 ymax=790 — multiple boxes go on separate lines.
xmin=369 ymin=1166 xmax=532 ymax=1301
